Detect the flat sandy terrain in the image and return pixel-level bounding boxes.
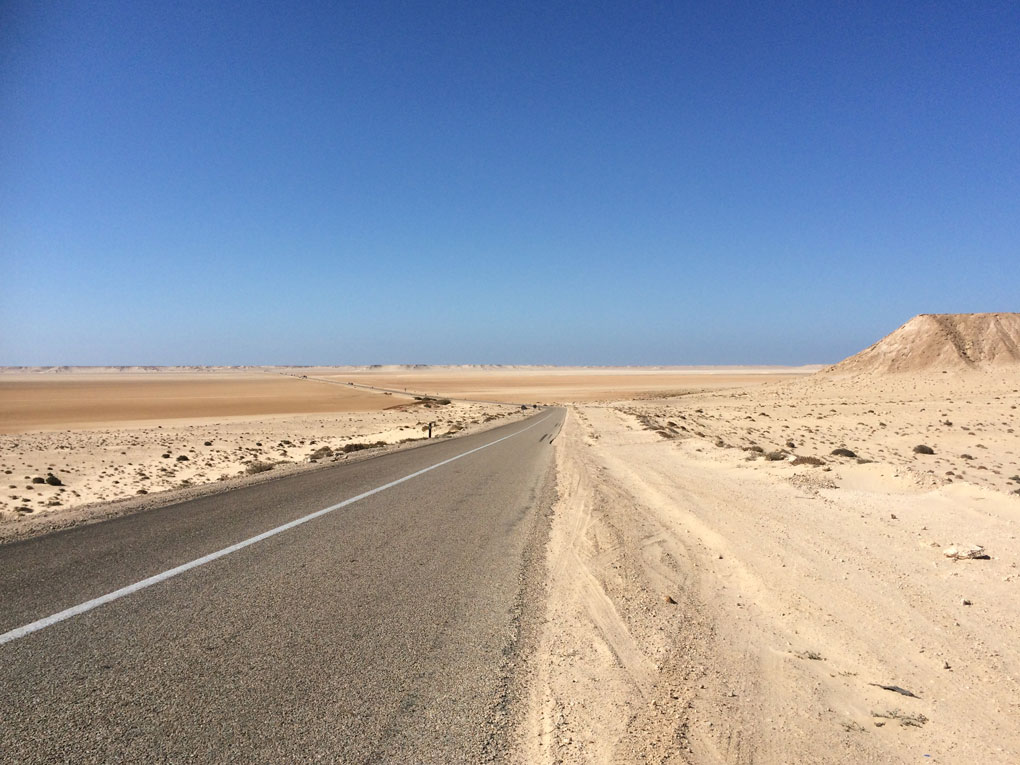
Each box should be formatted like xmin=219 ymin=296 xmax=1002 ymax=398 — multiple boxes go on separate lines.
xmin=0 ymin=369 xmax=532 ymax=533
xmin=4 ymin=361 xmax=1017 ymax=762
xmin=319 ymin=365 xmax=819 ymax=404
xmin=521 ymin=369 xmax=1020 ymax=763
xmin=0 ymin=372 xmax=393 ymax=433
xmin=0 ymin=366 xmax=802 ymax=535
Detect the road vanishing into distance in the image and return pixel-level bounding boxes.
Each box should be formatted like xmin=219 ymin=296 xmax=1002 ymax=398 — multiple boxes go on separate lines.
xmin=0 ymin=409 xmax=564 ymax=763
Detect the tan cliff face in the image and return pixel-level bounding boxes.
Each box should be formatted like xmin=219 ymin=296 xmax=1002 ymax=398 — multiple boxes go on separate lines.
xmin=826 ymin=313 xmax=1020 ymax=375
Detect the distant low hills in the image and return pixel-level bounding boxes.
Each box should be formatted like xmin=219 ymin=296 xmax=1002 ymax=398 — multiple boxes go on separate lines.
xmin=826 ymin=313 xmax=1020 ymax=375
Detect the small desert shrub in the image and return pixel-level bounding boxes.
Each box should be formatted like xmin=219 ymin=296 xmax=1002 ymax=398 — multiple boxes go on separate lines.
xmin=342 ymin=441 xmax=387 ymax=454
xmin=830 ymin=448 xmax=857 ymax=458
xmin=792 ymin=456 xmax=825 ymax=466
xmin=246 ymin=461 xmax=274 ymax=475
xmin=913 ymin=444 xmax=935 ymax=455
xmin=745 ymin=445 xmax=764 ymax=453
xmin=308 ymin=446 xmax=333 ymax=461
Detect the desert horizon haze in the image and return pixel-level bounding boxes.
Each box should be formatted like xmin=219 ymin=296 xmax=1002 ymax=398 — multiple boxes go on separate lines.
xmin=2 ymin=1 xmax=1019 ymax=762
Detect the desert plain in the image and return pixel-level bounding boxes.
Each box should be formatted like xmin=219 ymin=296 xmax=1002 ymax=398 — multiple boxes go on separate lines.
xmin=1 ymin=314 xmax=1019 ymax=763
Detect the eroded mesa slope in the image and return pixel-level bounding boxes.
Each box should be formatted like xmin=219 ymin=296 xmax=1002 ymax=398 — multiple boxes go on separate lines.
xmin=827 ymin=313 xmax=1020 ymax=375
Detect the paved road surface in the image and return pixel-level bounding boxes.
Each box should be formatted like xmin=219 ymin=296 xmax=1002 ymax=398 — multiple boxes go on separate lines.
xmin=0 ymin=409 xmax=563 ymax=763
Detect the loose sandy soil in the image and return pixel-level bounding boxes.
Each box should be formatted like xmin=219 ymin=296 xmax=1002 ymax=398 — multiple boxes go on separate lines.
xmin=0 ymin=369 xmax=530 ymax=536
xmin=5 ymin=362 xmax=1017 ymax=762
xmin=0 ymin=372 xmax=391 ymax=433
xmin=1 ymin=367 xmax=800 ymax=535
xmin=318 ymin=366 xmax=819 ymax=404
xmin=519 ymin=369 xmax=1020 ymax=763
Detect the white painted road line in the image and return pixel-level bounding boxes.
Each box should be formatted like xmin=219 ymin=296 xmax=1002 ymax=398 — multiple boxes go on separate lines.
xmin=0 ymin=414 xmax=553 ymax=646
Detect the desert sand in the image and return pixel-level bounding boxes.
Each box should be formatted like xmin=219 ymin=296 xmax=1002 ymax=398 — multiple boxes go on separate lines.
xmin=519 ymin=314 xmax=1020 ymax=763
xmin=3 ymin=315 xmax=1017 ymax=762
xmin=0 ymin=371 xmax=393 ymax=433
xmin=0 ymin=370 xmax=531 ymax=537
xmin=317 ymin=366 xmax=819 ymax=404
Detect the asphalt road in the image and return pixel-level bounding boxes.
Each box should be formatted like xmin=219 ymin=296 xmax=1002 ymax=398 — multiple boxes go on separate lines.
xmin=0 ymin=408 xmax=563 ymax=763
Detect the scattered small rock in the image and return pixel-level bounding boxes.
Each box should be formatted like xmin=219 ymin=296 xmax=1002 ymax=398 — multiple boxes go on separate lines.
xmin=943 ymin=545 xmax=989 ymax=560
xmin=831 ymin=448 xmax=857 ymax=458
xmin=913 ymin=444 xmax=935 ymax=455
xmin=869 ymin=683 xmax=919 ymax=698
xmin=794 ymin=650 xmax=823 ymax=660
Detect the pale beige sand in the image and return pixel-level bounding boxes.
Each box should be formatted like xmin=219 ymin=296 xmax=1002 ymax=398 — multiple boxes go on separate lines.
xmin=319 ymin=366 xmax=819 ymax=404
xmin=521 ymin=369 xmax=1020 ymax=763
xmin=0 ymin=372 xmax=394 ymax=433
xmin=0 ymin=366 xmax=803 ymax=536
xmin=0 ymin=369 xmax=531 ymax=533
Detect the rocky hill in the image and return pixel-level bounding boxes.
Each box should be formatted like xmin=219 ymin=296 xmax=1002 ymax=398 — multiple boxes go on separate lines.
xmin=826 ymin=313 xmax=1020 ymax=374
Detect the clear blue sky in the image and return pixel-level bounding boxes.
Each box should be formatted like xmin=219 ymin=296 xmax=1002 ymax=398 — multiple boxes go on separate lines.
xmin=2 ymin=1 xmax=1018 ymax=365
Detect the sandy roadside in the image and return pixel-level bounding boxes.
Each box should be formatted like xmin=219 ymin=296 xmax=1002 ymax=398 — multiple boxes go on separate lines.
xmin=0 ymin=381 xmax=530 ymax=542
xmin=520 ymin=373 xmax=1019 ymax=763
